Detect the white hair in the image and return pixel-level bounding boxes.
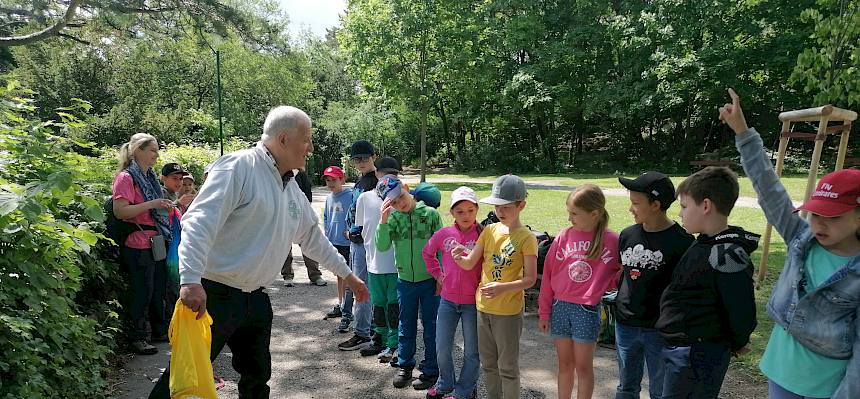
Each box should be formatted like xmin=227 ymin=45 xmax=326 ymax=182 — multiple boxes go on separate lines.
xmin=261 ymin=106 xmax=311 ymax=142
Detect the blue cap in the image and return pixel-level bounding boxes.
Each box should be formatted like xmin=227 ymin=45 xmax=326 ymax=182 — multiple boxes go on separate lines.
xmin=375 ymin=174 xmax=403 ymax=201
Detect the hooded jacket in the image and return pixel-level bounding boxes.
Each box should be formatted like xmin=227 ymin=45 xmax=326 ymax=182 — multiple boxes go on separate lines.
xmin=375 ymin=201 xmax=443 ymax=282
xmin=656 ymin=226 xmax=760 ymax=351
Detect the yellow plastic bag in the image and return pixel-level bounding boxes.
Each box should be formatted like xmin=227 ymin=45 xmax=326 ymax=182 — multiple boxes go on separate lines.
xmin=168 ymin=300 xmax=217 ymax=399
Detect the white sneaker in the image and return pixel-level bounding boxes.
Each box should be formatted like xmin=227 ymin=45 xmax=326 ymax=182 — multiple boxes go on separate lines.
xmin=377 ymin=347 xmax=396 ymax=363
xmin=311 ymin=277 xmax=328 ymax=286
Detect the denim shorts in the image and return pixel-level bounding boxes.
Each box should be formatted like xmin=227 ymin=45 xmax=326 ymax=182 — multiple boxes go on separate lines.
xmin=550 ymin=299 xmax=601 ymax=343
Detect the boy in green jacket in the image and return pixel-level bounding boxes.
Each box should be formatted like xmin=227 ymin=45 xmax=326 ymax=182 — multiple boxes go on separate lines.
xmin=376 ymin=175 xmax=443 ymax=390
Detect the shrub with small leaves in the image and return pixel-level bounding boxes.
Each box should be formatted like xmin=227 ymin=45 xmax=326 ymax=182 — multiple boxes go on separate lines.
xmin=0 ymin=82 xmax=120 ymax=398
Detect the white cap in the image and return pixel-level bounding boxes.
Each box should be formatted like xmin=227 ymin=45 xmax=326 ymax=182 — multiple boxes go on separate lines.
xmin=450 ymin=186 xmax=478 ymax=208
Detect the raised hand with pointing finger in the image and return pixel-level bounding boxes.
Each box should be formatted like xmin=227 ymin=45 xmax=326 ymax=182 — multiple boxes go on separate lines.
xmin=718 ymin=88 xmax=749 ymax=135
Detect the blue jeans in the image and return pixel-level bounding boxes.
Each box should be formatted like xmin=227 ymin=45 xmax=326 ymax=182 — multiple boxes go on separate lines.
xmin=436 ymin=298 xmax=479 ymax=398
xmin=768 ymin=380 xmax=830 ymax=399
xmin=396 ymin=278 xmax=440 ymax=376
xmin=661 ymin=342 xmax=730 ymax=399
xmin=615 ymin=322 xmax=665 ymax=399
xmin=343 ymin=243 xmax=371 ymax=337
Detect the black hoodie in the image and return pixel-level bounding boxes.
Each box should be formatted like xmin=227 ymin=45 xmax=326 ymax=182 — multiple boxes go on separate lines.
xmin=656 ymin=226 xmax=760 ymax=351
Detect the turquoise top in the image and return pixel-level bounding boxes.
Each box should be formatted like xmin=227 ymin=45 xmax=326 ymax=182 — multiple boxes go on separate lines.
xmin=760 ymin=242 xmax=852 ymax=398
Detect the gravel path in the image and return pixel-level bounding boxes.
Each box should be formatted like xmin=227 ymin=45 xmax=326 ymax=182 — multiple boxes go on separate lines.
xmin=114 ymin=185 xmax=765 ymax=399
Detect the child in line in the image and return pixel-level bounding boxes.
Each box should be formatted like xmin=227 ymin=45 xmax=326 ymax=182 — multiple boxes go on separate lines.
xmin=376 ymin=175 xmax=443 ymax=390
xmin=614 ymin=172 xmax=694 ymax=399
xmin=321 ymin=166 xmax=353 ymax=314
xmin=538 ymin=184 xmax=621 ymax=399
xmin=721 ymin=89 xmax=859 ymax=399
xmin=423 ymin=187 xmax=483 ymax=399
xmin=338 ymin=140 xmax=378 ymax=339
xmin=656 ymin=165 xmax=759 ymax=399
xmin=452 ymin=174 xmax=538 ymax=399
xmin=354 ymin=157 xmax=402 ymax=361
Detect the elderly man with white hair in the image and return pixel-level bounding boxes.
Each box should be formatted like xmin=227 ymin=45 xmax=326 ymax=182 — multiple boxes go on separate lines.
xmin=149 ymin=106 xmax=370 ymax=398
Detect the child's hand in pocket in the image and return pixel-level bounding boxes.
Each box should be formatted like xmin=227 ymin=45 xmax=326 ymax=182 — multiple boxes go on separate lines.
xmin=538 ymin=319 xmax=550 ymax=333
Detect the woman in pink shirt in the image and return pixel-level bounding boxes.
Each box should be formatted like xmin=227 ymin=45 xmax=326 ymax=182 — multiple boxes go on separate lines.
xmin=538 ymin=184 xmax=621 ymax=399
xmin=111 ymin=133 xmax=175 ymax=355
xmin=422 ymin=187 xmax=483 ymax=399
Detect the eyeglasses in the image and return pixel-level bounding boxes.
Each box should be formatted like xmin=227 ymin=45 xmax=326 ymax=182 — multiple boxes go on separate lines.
xmin=351 ymin=157 xmax=372 ymax=164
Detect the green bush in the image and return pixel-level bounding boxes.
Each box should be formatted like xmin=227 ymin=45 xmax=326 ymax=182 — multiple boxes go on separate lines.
xmin=0 ymin=83 xmax=120 ymax=398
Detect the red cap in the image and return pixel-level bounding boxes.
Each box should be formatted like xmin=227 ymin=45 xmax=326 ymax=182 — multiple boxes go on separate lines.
xmin=322 ymin=166 xmax=345 ymax=179
xmin=795 ymin=169 xmax=860 ymax=217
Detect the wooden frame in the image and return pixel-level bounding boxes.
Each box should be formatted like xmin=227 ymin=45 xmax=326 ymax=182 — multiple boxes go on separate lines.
xmin=756 ymin=105 xmax=856 ymax=286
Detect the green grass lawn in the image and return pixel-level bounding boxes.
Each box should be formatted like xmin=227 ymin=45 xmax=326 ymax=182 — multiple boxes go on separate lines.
xmin=431 ymin=181 xmax=788 ymax=382
xmin=427 ymin=172 xmax=813 ymax=203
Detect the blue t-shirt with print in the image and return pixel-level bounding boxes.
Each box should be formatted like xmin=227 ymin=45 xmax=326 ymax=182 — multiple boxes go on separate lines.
xmin=324 ymin=188 xmax=354 ymax=247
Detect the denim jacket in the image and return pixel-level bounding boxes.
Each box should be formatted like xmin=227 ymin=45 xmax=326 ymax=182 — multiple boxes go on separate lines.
xmin=736 ymin=128 xmax=860 ymax=398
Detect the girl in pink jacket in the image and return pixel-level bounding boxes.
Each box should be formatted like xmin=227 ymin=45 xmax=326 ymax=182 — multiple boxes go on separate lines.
xmin=422 ymin=187 xmax=483 ymax=399
xmin=538 ymin=184 xmax=621 ymax=399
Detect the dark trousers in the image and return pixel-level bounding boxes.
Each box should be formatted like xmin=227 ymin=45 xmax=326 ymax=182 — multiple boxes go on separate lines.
xmin=281 ymin=246 xmax=322 ymax=281
xmin=149 ymin=279 xmax=274 ymax=399
xmin=661 ymin=342 xmax=731 ymax=399
xmin=121 ymin=247 xmax=167 ymax=341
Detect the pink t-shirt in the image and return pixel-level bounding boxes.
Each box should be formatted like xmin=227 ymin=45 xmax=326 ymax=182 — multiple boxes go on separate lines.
xmin=538 ymin=227 xmax=621 ymax=320
xmin=422 ymin=224 xmax=483 ymax=304
xmin=112 ymin=171 xmax=158 ymax=249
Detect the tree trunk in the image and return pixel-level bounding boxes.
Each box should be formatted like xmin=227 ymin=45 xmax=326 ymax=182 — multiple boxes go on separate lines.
xmin=420 ymin=106 xmax=428 ymax=182
xmin=457 ymin=119 xmax=466 ymax=154
xmin=437 ymin=99 xmax=453 ymax=160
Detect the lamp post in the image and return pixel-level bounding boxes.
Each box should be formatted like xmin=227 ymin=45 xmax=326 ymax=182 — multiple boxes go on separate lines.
xmin=215 ymin=49 xmax=224 ymax=156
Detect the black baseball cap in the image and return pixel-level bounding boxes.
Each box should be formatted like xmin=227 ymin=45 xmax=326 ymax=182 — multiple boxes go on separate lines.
xmin=161 ymin=162 xmax=189 ymax=177
xmin=618 ymin=171 xmax=676 ymax=209
xmin=375 ymin=156 xmax=401 ymax=174
xmin=350 ymin=140 xmax=375 ymax=158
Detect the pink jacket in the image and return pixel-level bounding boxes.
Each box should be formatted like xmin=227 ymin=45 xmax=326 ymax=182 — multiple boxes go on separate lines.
xmin=538 ymin=227 xmax=621 ymax=320
xmin=422 ymin=223 xmax=483 ymax=304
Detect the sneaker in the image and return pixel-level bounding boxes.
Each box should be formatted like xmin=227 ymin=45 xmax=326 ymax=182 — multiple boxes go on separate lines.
xmin=311 ymin=277 xmax=328 ymax=286
xmin=283 ymin=278 xmax=294 ymax=287
xmin=325 ymin=305 xmax=342 ymax=319
xmin=426 ymin=386 xmax=449 ymax=399
xmin=360 ymin=336 xmax=384 ymax=357
xmin=337 ymin=317 xmax=352 ymax=333
xmin=377 ymin=347 xmax=396 ymax=363
xmin=392 ymin=367 xmax=413 ymax=388
xmin=338 ymin=334 xmax=370 ymax=351
xmin=412 ymin=373 xmax=438 ymax=390
xmin=130 ymin=340 xmax=157 ymax=355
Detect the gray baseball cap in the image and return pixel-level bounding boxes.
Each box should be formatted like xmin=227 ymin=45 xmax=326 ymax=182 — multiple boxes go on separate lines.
xmin=481 ymin=174 xmax=527 ymax=205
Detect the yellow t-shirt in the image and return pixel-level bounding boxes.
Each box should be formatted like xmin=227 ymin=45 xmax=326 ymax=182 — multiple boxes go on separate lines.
xmin=475 ymin=223 xmax=538 ymax=315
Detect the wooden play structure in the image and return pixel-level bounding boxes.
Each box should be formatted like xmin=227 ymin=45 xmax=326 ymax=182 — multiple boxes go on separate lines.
xmin=756 ymin=105 xmax=858 ymax=286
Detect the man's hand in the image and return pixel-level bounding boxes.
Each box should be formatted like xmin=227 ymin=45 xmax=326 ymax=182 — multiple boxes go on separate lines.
xmin=435 ymin=277 xmax=443 ymax=296
xmin=380 ymin=198 xmax=393 ymax=224
xmin=538 ymin=319 xmax=550 ymax=333
xmin=180 ymin=283 xmax=207 ymax=320
xmin=718 ymin=88 xmax=749 ymax=135
xmin=344 ymin=273 xmax=370 ymax=302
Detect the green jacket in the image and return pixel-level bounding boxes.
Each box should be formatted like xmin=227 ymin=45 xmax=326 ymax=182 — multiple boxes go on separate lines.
xmin=375 ymin=201 xmax=442 ymax=282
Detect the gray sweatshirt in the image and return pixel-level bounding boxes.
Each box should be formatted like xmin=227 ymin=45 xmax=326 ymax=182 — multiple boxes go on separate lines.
xmin=178 ymin=143 xmax=351 ymax=292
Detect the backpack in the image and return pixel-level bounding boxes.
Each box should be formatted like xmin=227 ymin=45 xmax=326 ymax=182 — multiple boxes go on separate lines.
xmin=103 ymin=196 xmax=156 ymax=249
xmin=530 ymin=229 xmax=554 ymax=276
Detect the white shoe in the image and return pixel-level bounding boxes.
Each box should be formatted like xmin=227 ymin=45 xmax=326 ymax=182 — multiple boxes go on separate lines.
xmin=283 ymin=278 xmax=294 ymax=287
xmin=311 ymin=277 xmax=328 ymax=286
